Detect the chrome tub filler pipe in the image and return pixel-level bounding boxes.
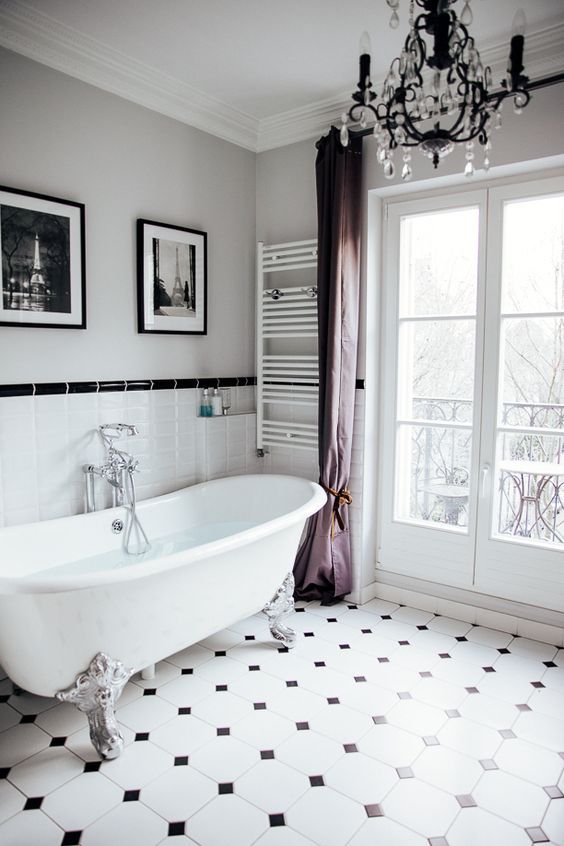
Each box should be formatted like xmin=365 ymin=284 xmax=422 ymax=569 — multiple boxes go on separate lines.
xmin=83 ymin=423 xmax=150 ymax=555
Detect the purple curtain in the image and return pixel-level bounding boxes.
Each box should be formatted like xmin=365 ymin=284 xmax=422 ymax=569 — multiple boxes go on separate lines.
xmin=293 ymin=126 xmax=363 ymax=602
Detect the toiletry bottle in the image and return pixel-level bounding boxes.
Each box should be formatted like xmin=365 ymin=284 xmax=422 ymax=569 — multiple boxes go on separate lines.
xmin=212 ymin=388 xmax=222 ymax=416
xmin=200 ymin=388 xmax=212 ymax=417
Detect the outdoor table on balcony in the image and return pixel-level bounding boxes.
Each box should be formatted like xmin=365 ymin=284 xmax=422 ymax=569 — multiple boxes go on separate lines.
xmin=499 ymin=460 xmax=564 ymax=542
xmin=421 ymin=481 xmax=470 ymax=524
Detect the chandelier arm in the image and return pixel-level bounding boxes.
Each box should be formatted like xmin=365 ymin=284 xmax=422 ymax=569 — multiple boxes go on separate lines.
xmin=348 ymin=73 xmax=562 ymax=142
xmin=347 ymin=101 xmax=379 ymax=124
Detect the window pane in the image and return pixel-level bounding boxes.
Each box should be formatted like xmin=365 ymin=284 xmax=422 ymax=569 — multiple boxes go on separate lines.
xmin=502 ymin=195 xmax=564 ymax=314
xmin=395 ymin=424 xmax=471 ymax=530
xmin=399 ymin=208 xmax=479 ymax=316
xmin=495 ymin=433 xmax=564 ymax=546
xmin=398 ymin=320 xmax=475 ymax=420
xmin=502 ymin=317 xmax=564 ymax=412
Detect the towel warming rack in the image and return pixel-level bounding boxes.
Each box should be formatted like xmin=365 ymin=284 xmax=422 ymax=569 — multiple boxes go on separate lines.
xmin=256 ymin=239 xmax=319 ymax=455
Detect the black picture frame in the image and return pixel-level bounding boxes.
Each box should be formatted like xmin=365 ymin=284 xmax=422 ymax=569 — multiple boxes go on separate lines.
xmin=137 ymin=218 xmax=207 ymax=336
xmin=0 ymin=185 xmax=86 ymax=330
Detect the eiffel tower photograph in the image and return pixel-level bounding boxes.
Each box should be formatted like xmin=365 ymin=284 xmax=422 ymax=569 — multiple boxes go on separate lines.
xmin=1 ymin=204 xmax=71 ymax=314
xmin=152 ymin=237 xmax=196 ymax=318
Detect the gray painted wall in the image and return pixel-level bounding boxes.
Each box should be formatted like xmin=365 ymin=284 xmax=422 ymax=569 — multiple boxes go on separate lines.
xmin=256 ymin=140 xmax=317 ymax=244
xmin=0 ymin=48 xmax=256 ymax=383
xmin=2 ymin=43 xmax=563 ymax=387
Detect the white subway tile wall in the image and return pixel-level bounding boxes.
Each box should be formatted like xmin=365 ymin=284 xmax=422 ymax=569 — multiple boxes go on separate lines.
xmin=0 ymin=386 xmax=259 ymax=527
xmin=0 ymin=385 xmax=365 ymax=590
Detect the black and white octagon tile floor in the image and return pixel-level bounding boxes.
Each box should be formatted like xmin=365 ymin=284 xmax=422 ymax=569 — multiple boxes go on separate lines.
xmin=1 ymin=599 xmax=563 ymax=845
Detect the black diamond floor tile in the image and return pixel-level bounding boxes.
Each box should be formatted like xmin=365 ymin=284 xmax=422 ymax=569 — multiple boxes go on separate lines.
xmin=365 ymin=803 xmax=383 ymax=817
xmin=218 ymin=783 xmax=234 ymax=794
xmin=168 ymin=821 xmax=186 ymax=836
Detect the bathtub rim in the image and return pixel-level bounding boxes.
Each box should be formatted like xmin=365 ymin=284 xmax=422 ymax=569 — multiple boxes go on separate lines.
xmin=0 ymin=474 xmax=326 ymax=595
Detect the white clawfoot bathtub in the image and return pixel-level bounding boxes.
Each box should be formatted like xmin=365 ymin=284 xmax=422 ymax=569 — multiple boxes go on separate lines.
xmin=0 ymin=474 xmax=325 ymax=757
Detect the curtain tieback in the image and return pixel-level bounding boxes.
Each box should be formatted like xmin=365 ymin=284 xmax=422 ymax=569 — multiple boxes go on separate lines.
xmin=320 ymin=483 xmax=353 ymax=540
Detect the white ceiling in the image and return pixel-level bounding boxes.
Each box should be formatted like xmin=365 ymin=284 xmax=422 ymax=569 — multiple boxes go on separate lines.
xmin=1 ymin=0 xmax=563 ymax=150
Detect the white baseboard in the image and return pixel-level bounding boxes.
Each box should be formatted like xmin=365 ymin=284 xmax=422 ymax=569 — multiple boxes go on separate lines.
xmin=357 ymin=573 xmax=564 ymax=647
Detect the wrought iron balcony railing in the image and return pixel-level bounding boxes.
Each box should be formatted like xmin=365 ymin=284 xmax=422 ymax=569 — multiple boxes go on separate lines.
xmin=410 ymin=398 xmax=563 ymax=543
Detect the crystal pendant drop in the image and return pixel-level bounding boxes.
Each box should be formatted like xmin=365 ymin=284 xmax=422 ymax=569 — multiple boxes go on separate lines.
xmin=401 ymin=162 xmax=412 ymax=181
xmin=483 ymin=156 xmax=490 ymax=172
xmin=340 ymin=114 xmax=349 ymax=147
xmin=464 ymin=140 xmax=475 ymax=177
xmin=399 ymin=50 xmax=408 ymax=76
xmin=494 ymin=111 xmax=503 ymax=130
xmin=360 ymin=110 xmax=368 ymax=129
xmin=460 ymin=2 xmax=473 ymax=27
xmin=514 ymin=92 xmax=526 ymax=115
xmin=443 ymin=87 xmax=455 ymax=115
xmin=390 ymin=10 xmax=400 ymax=29
xmin=401 ymin=150 xmax=412 ymax=182
xmin=383 ymin=158 xmax=395 ymax=179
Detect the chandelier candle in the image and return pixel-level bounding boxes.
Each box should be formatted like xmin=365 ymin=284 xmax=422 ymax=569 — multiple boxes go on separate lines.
xmin=339 ymin=0 xmax=531 ymax=180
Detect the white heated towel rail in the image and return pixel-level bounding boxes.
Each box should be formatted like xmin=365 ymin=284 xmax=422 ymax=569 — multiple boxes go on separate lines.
xmin=256 ymin=239 xmax=319 ymax=454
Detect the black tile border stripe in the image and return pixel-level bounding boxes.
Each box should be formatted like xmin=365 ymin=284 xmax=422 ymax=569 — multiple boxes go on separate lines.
xmin=0 ymin=384 xmax=34 ymax=397
xmin=0 ymin=377 xmax=365 ymax=398
xmin=0 ymin=377 xmax=259 ymax=398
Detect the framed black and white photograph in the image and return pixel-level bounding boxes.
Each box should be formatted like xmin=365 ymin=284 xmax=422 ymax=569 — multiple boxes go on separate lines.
xmin=137 ymin=218 xmax=207 ymax=335
xmin=0 ymin=185 xmax=86 ymax=329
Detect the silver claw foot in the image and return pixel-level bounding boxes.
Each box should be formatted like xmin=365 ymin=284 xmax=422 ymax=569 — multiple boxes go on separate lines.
xmin=56 ymin=652 xmax=133 ymax=760
xmin=263 ymin=572 xmax=297 ymax=648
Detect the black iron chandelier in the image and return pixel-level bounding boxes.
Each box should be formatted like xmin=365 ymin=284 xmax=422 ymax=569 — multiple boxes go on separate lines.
xmin=339 ymin=0 xmax=530 ymax=180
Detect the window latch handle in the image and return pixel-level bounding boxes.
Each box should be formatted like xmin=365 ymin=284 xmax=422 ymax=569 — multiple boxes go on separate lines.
xmin=481 ymin=464 xmax=491 ymax=498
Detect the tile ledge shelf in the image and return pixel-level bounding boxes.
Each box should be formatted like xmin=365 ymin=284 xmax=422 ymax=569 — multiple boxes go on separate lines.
xmin=197 ymin=411 xmax=257 ymax=419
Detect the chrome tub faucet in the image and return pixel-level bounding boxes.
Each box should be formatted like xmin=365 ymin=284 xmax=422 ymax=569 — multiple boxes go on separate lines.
xmin=83 ymin=423 xmax=150 ymax=555
xmin=83 ymin=424 xmax=139 ymax=511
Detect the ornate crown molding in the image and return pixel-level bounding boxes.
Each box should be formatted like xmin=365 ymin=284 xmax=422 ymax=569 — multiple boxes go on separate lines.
xmin=0 ymin=2 xmax=562 ymax=154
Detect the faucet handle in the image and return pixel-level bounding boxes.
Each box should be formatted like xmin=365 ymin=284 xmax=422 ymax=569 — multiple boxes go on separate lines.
xmin=99 ymin=423 xmax=139 ymax=449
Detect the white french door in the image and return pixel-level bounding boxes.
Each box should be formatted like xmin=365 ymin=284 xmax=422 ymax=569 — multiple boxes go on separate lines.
xmin=379 ymin=176 xmax=564 ymax=612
